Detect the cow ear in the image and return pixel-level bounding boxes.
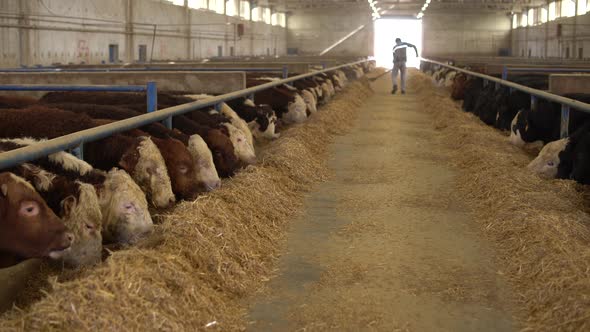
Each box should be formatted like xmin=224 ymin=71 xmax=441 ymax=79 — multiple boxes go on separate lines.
xmin=61 ymin=195 xmax=76 ymax=216
xmin=1 ymin=184 xmax=7 ymax=197
xmin=218 ymin=126 xmax=229 ymax=136
xmin=119 ymin=153 xmax=135 ymax=172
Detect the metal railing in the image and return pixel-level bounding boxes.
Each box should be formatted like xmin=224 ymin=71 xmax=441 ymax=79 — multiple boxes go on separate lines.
xmin=421 ymin=58 xmax=590 ymax=139
xmin=0 ymin=60 xmax=368 ymax=170
xmin=502 ymin=66 xmax=590 ymax=80
xmin=0 ymin=82 xmax=157 ymax=159
xmin=0 ymin=66 xmax=290 ymax=79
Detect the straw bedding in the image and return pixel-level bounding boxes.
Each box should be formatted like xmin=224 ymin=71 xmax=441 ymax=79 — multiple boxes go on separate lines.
xmin=0 ymin=79 xmax=373 ymax=331
xmin=411 ymin=71 xmax=590 ymax=331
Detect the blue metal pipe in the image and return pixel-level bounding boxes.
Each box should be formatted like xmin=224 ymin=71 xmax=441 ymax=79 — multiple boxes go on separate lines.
xmin=0 ymin=59 xmax=371 ymax=170
xmin=0 ymin=84 xmax=147 ymax=92
xmin=146 ymin=82 xmax=158 ymax=113
xmin=421 ymin=58 xmax=590 ymax=140
xmin=0 ymin=67 xmax=286 ymax=73
xmin=504 ymin=67 xmax=590 ymax=74
xmin=561 ymin=105 xmax=570 ymax=138
xmin=420 ymin=58 xmax=590 ymax=116
xmin=501 ymin=66 xmax=508 ymax=80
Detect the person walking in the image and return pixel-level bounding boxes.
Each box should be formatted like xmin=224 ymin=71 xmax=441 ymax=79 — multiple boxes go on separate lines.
xmin=392 ymin=38 xmax=419 ymax=94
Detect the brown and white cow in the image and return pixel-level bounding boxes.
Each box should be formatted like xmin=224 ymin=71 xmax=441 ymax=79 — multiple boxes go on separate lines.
xmin=9 ymin=161 xmax=103 ymax=267
xmin=247 ymin=79 xmax=308 ymax=124
xmin=0 ymin=107 xmax=175 ymax=209
xmin=171 ymin=115 xmax=240 ymax=178
xmin=225 ymin=98 xmax=280 ymax=141
xmin=0 ymin=172 xmax=73 ymax=267
xmin=248 ymin=79 xmax=317 ymax=115
xmin=38 ymin=103 xmax=221 ymax=192
xmin=93 ymin=119 xmax=199 ymax=200
xmin=182 ymin=95 xmax=257 ymax=166
xmin=0 ymin=95 xmax=38 ymax=109
xmin=0 ymin=138 xmax=154 ymax=245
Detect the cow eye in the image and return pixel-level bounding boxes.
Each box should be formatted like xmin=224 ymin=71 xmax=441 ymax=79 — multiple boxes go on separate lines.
xmin=124 ymin=203 xmax=135 ymax=212
xmin=547 ymin=161 xmax=555 ymax=167
xmin=179 ymin=165 xmax=189 ymax=174
xmin=19 ymin=201 xmax=39 ymax=217
xmin=237 ymin=138 xmax=243 ymax=143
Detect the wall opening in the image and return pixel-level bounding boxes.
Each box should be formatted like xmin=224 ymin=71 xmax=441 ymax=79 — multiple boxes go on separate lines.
xmin=579 ymin=47 xmax=583 ymax=59
xmin=138 ymin=45 xmax=147 ymax=62
xmin=108 ymin=44 xmax=119 ymax=63
xmin=217 ymin=45 xmax=223 ymax=57
xmin=374 ymin=18 xmax=422 ymax=68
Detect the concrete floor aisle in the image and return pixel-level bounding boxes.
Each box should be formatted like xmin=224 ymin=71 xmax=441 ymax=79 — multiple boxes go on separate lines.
xmin=246 ymin=71 xmax=517 ymax=331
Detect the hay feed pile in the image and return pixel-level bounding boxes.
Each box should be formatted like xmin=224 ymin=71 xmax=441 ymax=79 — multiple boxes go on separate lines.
xmin=411 ymin=71 xmax=590 ymax=331
xmin=0 ymin=79 xmax=373 ymax=331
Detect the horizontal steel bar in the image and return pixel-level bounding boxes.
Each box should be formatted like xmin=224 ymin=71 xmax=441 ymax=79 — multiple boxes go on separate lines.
xmin=421 ymin=58 xmax=590 ymax=114
xmin=0 ymin=67 xmax=286 ymax=73
xmin=505 ymin=67 xmax=590 ymax=73
xmin=0 ymin=84 xmax=147 ymax=92
xmin=0 ymin=60 xmax=369 ymax=170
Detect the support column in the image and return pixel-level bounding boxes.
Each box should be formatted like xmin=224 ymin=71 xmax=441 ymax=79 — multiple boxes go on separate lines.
xmin=544 ymin=2 xmax=549 ymax=58
xmin=125 ymin=0 xmax=134 ymax=62
xmin=185 ymin=0 xmax=192 ymax=60
xmin=573 ymin=0 xmax=578 ymax=59
xmin=524 ymin=10 xmax=529 ymax=57
xmin=250 ymin=1 xmax=254 ymax=56
xmin=17 ymin=1 xmax=31 ymax=66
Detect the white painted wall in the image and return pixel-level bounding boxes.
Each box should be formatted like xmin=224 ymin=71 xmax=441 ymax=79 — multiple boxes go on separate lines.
xmin=0 ymin=0 xmax=287 ymax=67
xmin=287 ymin=7 xmax=374 ymax=56
xmin=422 ymin=11 xmax=512 ymax=57
xmin=512 ymin=12 xmax=590 ymax=59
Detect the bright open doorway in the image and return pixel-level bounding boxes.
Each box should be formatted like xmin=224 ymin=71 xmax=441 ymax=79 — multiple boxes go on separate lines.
xmin=374 ymin=18 xmax=422 ymax=68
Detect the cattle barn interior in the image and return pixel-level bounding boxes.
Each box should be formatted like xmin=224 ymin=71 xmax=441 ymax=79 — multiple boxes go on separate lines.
xmin=1 ymin=0 xmax=590 ymax=330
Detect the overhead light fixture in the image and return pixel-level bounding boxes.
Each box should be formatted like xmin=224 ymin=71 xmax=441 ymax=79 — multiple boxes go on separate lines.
xmin=416 ymin=0 xmax=429 ymax=19
xmin=367 ymin=0 xmax=381 ymax=19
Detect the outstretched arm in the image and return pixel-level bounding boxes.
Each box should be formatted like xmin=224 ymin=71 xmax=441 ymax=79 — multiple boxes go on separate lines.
xmin=405 ymin=43 xmax=419 ymax=57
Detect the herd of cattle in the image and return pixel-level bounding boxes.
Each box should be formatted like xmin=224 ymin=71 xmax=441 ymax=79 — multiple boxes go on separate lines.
xmin=421 ymin=62 xmax=590 ymax=186
xmin=0 ymin=62 xmax=374 ymax=270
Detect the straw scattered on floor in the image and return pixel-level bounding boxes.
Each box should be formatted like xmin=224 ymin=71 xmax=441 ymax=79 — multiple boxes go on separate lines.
xmin=0 ymin=79 xmax=373 ymax=331
xmin=411 ymin=71 xmax=590 ymax=332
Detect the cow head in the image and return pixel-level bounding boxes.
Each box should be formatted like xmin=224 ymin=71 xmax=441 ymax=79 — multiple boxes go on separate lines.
xmin=152 ymin=137 xmax=199 ymax=200
xmin=527 ymin=138 xmax=570 ymax=179
xmin=99 ymin=168 xmax=153 ymax=244
xmin=248 ymin=104 xmax=279 ymax=140
xmin=320 ymin=83 xmax=332 ymax=103
xmin=301 ymin=89 xmax=318 ymax=114
xmin=119 ymin=136 xmax=175 ymax=209
xmin=206 ymin=128 xmax=240 ymax=178
xmin=0 ymin=172 xmax=72 ymax=260
xmin=58 ymin=181 xmax=103 ymax=266
xmin=284 ymin=94 xmax=308 ymax=124
xmin=187 ymin=134 xmax=221 ymax=191
xmin=570 ymin=133 xmax=590 ymax=184
xmin=18 ymin=162 xmax=103 ymax=267
xmin=222 ymin=123 xmax=257 ymax=166
xmin=509 ymin=110 xmax=527 ymax=147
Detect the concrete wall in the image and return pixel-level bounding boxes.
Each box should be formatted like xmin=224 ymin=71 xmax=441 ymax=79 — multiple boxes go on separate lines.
xmin=0 ymin=0 xmax=287 ymax=68
xmin=0 ymin=71 xmax=246 ymax=98
xmin=286 ymin=7 xmax=374 ymax=56
xmin=549 ymin=74 xmax=590 ymax=94
xmin=512 ymin=12 xmax=590 ymax=59
xmin=422 ymin=11 xmax=512 ymax=57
